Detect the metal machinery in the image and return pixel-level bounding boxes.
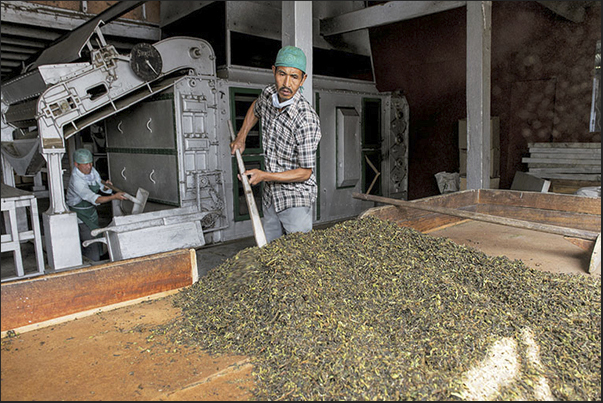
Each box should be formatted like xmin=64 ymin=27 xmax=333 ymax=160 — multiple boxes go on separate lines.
xmin=1 ymin=10 xmax=410 ymax=275
xmin=1 ymin=23 xmax=222 ymax=270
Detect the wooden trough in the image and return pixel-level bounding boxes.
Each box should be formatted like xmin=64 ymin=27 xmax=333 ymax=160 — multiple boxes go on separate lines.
xmin=1 ymin=248 xmax=198 ymax=334
xmin=357 ymin=189 xmax=601 ymax=275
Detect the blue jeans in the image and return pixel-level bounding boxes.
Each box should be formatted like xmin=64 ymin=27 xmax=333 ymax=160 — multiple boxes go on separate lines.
xmin=263 ymin=204 xmax=313 ymax=243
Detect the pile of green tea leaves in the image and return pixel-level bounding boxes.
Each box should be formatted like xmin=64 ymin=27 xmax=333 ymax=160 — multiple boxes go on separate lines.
xmin=168 ymin=216 xmax=601 ymax=400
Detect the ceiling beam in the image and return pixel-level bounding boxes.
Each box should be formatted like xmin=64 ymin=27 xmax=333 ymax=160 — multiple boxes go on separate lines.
xmin=1 ymin=52 xmax=32 ymax=61
xmin=1 ymin=45 xmax=39 ymax=55
xmin=1 ymin=1 xmax=160 ymax=41
xmin=320 ymin=1 xmax=466 ymax=37
xmin=1 ymin=37 xmax=49 ymax=49
xmin=0 ymin=24 xmax=62 ymax=42
xmin=1 ymin=60 xmax=22 ymax=68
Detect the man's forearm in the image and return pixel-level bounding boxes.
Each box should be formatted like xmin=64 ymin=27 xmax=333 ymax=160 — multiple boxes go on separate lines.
xmin=247 ymin=167 xmax=312 ymax=185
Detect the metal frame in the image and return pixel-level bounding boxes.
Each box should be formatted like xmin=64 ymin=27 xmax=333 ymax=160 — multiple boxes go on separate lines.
xmin=1 ymin=184 xmax=45 ymax=281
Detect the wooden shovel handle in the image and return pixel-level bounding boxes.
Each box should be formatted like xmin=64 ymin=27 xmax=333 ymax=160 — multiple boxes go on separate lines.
xmin=228 ymin=120 xmax=267 ymax=247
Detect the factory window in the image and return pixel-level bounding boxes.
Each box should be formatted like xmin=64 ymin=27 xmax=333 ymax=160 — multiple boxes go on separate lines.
xmin=230 ymin=87 xmax=264 ymax=222
xmin=362 ymin=98 xmax=382 ymax=195
xmin=229 ymin=88 xmax=262 ymax=152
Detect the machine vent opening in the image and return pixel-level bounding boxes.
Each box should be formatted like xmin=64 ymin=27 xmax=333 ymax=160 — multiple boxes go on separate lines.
xmin=87 ymin=84 xmax=108 ymax=101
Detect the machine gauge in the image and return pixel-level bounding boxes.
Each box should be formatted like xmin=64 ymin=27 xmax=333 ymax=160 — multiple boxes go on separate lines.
xmin=130 ymin=43 xmax=163 ymax=81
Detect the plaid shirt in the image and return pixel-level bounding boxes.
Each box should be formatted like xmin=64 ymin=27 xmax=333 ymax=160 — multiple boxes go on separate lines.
xmin=254 ymin=84 xmax=321 ymax=212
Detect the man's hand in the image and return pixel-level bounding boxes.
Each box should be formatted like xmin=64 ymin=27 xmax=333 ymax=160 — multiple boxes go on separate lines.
xmin=230 ymin=138 xmax=246 ymax=155
xmin=112 ymin=192 xmax=128 ymax=201
xmin=241 ymin=169 xmax=265 ymax=186
xmin=238 ymin=167 xmax=312 ymax=185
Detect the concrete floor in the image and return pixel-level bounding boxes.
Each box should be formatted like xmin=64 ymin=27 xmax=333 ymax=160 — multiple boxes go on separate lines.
xmin=195 ymin=236 xmax=257 ymax=278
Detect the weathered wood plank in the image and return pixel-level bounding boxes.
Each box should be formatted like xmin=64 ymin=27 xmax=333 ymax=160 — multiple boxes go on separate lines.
xmin=475 ymin=204 xmax=601 ymax=232
xmin=359 ymin=205 xmax=471 ymax=233
xmin=528 ymin=148 xmax=601 ymax=154
xmin=528 ymin=172 xmax=601 ymax=181
xmin=564 ymin=237 xmax=596 ymax=252
xmin=529 ymin=152 xmax=601 ymax=160
xmin=522 ymin=157 xmax=601 ymax=165
xmin=528 ymin=142 xmax=601 ymax=149
xmin=354 ymin=192 xmax=600 ymax=241
xmin=477 ymin=190 xmax=601 ymax=215
xmin=529 ymin=167 xmax=601 ymax=174
xmin=527 ymin=162 xmax=601 ymax=168
xmin=357 ymin=190 xmax=479 ymax=231
xmin=1 ymin=249 xmax=196 ymax=332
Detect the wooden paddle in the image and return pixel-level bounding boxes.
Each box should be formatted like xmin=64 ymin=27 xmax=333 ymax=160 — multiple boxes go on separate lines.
xmin=228 ymin=120 xmax=267 ymax=247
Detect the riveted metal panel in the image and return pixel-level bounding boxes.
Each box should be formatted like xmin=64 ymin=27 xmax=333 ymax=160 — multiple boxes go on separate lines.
xmin=105 ymin=96 xmax=175 ymax=149
xmin=107 ymin=152 xmax=179 ymax=205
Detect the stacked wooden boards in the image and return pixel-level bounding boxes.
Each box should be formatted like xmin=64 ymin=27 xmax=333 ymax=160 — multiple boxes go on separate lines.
xmin=522 ymin=142 xmax=601 ymax=182
xmin=522 ymin=143 xmax=601 ymax=194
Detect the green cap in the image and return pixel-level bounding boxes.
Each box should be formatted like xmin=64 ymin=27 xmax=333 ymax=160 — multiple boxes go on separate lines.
xmin=274 ymin=46 xmax=306 ymax=73
xmin=73 ymin=148 xmax=93 ymax=164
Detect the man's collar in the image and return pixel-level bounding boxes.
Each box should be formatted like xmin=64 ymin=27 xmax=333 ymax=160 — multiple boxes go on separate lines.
xmin=269 ymin=85 xmax=302 ymax=115
xmin=74 ymin=166 xmax=95 ymax=179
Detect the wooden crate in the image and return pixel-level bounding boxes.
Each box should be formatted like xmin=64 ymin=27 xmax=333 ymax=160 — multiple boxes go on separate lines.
xmin=1 ymin=249 xmax=197 ymax=333
xmin=359 ymin=189 xmax=600 ymax=241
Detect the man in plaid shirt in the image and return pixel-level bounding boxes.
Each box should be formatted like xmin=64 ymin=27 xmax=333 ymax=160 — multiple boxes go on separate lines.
xmin=230 ymin=46 xmax=321 ymax=243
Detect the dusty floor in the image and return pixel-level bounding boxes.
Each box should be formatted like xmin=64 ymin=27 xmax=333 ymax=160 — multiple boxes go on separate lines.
xmin=1 ymin=235 xmax=259 ymax=401
xmin=1 ymin=296 xmax=256 ymax=401
xmin=1 ymin=220 xmax=599 ymax=401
